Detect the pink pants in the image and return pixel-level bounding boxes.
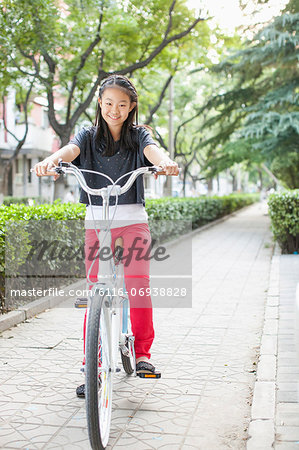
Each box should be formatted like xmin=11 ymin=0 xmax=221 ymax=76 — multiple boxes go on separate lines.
xmin=82 ymin=223 xmax=155 ymax=362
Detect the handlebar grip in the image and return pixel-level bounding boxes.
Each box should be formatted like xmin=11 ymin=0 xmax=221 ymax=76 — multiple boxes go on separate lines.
xmin=151 ymin=167 xmax=181 ymax=176
xmin=30 ymin=160 xmax=71 ymax=174
xmin=155 ymin=170 xmax=177 ymax=176
xmin=30 ymin=168 xmax=56 ymax=173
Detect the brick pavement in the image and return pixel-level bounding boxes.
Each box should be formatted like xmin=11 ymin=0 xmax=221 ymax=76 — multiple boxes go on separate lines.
xmin=275 ymin=255 xmax=299 ymax=449
xmin=0 ymin=201 xmax=274 ymax=449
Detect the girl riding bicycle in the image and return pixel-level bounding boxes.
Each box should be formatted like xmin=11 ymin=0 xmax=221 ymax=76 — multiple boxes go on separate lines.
xmin=34 ymin=74 xmax=179 ymax=397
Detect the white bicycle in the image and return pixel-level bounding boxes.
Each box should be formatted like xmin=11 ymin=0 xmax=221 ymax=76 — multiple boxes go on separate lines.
xmin=53 ymin=160 xmax=163 ymax=449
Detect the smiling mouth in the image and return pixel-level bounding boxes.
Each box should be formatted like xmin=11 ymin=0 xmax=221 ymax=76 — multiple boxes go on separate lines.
xmin=108 ymin=115 xmax=120 ymax=120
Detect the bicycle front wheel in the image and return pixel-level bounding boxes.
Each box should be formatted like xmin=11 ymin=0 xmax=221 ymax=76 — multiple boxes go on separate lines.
xmin=86 ymin=294 xmax=113 ymax=450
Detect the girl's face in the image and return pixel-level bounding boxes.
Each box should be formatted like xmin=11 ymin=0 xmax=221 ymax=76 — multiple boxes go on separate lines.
xmin=99 ymin=87 xmax=136 ymax=128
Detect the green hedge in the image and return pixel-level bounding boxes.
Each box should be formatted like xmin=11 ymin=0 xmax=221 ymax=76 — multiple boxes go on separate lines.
xmin=268 ymin=190 xmax=299 ymax=254
xmin=0 ymin=193 xmax=258 ymax=312
xmin=0 ymin=201 xmax=86 ymax=312
xmin=146 ymin=193 xmax=259 ymax=229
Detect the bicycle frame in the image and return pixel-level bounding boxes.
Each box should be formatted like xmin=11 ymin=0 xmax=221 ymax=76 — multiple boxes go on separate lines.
xmin=85 ymin=201 xmax=134 ymax=377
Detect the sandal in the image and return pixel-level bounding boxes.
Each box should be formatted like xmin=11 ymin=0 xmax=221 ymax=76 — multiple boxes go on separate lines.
xmin=76 ymin=377 xmax=101 ymax=398
xmin=136 ymin=361 xmax=161 ymax=378
xmin=76 ymin=384 xmax=85 ymax=398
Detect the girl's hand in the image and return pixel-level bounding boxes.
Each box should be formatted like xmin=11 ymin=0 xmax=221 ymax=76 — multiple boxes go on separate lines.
xmin=154 ymin=160 xmax=179 ymax=179
xmin=33 ymin=159 xmax=60 ymax=181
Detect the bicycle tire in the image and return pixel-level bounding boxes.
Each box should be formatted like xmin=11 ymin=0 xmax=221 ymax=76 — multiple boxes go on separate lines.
xmin=120 ymin=299 xmax=134 ymax=375
xmin=121 ymin=342 xmax=134 ymax=375
xmin=86 ymin=293 xmax=112 ymax=450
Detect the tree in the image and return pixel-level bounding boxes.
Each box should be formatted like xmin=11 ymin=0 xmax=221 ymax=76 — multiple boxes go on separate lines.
xmin=133 ymin=43 xmax=237 ymax=194
xmin=129 ymin=20 xmax=251 ymax=195
xmin=0 ymin=0 xmax=207 ymax=197
xmin=190 ymin=1 xmax=299 ymax=188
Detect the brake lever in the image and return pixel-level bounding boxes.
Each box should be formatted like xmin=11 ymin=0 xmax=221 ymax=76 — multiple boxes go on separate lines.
xmin=56 ymin=158 xmax=71 ymax=173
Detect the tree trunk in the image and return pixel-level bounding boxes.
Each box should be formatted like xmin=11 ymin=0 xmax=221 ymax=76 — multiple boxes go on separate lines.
xmin=53 ymin=133 xmax=72 ymax=200
xmin=231 ymin=173 xmax=237 ymax=192
xmin=257 ymin=168 xmax=263 ymax=191
xmin=163 ymin=177 xmax=172 ymax=197
xmin=183 ymin=167 xmax=187 ymax=197
xmin=207 ymin=177 xmax=213 ymax=195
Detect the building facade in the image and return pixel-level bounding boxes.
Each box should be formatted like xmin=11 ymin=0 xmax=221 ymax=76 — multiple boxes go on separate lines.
xmin=0 ymin=90 xmax=59 ymax=202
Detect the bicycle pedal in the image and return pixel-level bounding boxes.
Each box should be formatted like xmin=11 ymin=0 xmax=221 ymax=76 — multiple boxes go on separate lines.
xmin=137 ymin=372 xmax=161 ymax=379
xmin=75 ymin=298 xmax=88 ymax=308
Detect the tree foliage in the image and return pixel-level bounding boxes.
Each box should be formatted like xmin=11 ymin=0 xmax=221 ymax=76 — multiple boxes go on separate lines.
xmin=0 ymin=0 xmax=207 ymax=144
xmin=0 ymin=0 xmax=209 ymax=197
xmin=132 ymin=27 xmax=244 ymax=193
xmin=192 ymin=2 xmax=299 ymax=188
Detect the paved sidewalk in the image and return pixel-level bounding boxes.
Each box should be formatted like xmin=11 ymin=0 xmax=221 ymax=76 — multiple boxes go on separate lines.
xmin=0 ymin=201 xmax=274 ymax=449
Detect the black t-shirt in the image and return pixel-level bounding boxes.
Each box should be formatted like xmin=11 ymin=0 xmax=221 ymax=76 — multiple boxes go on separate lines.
xmin=68 ymin=125 xmax=157 ymax=206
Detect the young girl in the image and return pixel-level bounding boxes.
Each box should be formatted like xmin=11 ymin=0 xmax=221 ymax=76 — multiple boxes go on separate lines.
xmin=34 ymin=74 xmax=178 ymax=397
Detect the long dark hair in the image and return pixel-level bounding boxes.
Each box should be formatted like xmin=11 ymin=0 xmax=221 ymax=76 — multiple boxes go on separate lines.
xmin=94 ymin=75 xmax=140 ymax=157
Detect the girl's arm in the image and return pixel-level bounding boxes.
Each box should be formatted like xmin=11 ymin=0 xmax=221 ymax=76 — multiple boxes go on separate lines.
xmin=33 ymin=144 xmax=80 ymax=180
xmin=144 ymin=144 xmax=179 ymax=176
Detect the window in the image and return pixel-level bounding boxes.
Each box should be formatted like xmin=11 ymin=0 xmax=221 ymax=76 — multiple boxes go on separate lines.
xmin=42 ymin=108 xmax=49 ymax=129
xmin=15 ymin=158 xmax=21 ymax=174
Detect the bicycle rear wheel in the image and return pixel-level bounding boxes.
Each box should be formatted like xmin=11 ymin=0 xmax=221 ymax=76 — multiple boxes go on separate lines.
xmin=86 ymin=293 xmax=112 ymax=450
xmin=121 ymin=341 xmax=134 ymax=375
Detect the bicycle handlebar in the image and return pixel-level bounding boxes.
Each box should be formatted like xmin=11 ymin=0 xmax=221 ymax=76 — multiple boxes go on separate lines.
xmin=31 ymin=160 xmax=180 ymax=199
xmin=64 ymin=163 xmax=156 ymax=198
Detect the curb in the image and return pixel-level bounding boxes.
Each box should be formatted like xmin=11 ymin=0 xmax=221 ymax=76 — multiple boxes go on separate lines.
xmin=246 ymin=242 xmax=281 ymax=449
xmin=0 ymin=279 xmax=85 ymax=333
xmin=0 ymin=201 xmax=259 ymax=334
xmin=0 ymin=310 xmax=26 ymax=333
